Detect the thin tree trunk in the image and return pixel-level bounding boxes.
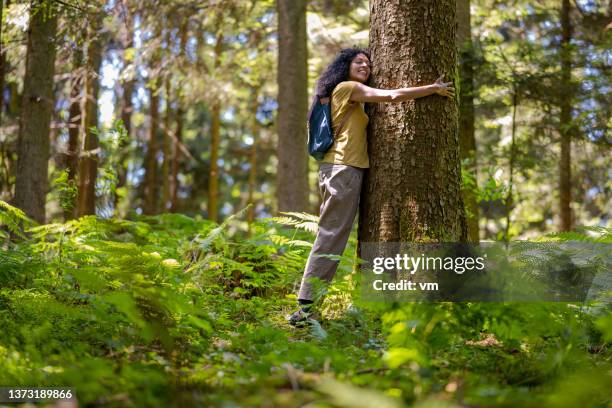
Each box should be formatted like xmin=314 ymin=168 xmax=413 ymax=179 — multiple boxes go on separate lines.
xmin=276 ymin=0 xmax=309 ymax=213
xmin=0 ymin=0 xmax=9 ymax=199
xmin=209 ymin=103 xmax=220 ymax=222
xmin=76 ymin=13 xmax=103 ymax=217
xmin=456 ymin=0 xmax=479 ymax=243
xmin=170 ymin=20 xmax=188 ymax=212
xmin=0 ymin=0 xmax=8 ymax=125
xmin=143 ymin=81 xmax=160 ymax=215
xmin=142 ymin=24 xmax=162 ymax=216
xmin=115 ymin=8 xmax=135 ymax=213
xmin=559 ymin=0 xmax=573 ymax=231
xmin=360 ymin=0 xmax=467 ymax=243
xmin=13 ymin=0 xmax=58 ymax=223
xmin=504 ymin=90 xmax=517 ymax=242
xmin=247 ymin=94 xmax=259 ymax=226
xmin=161 ymin=75 xmax=171 ymax=211
xmin=64 ymin=45 xmax=84 ymax=220
xmin=208 ymin=32 xmax=223 ymax=223
xmin=170 ymin=102 xmax=184 ymax=212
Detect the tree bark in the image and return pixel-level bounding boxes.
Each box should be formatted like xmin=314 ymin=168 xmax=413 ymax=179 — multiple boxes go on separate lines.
xmin=0 ymin=0 xmax=10 ymax=199
xmin=0 ymin=0 xmax=8 ymax=125
xmin=247 ymin=93 xmax=259 ymax=226
xmin=143 ymin=80 xmax=160 ymax=215
xmin=208 ymin=32 xmax=223 ymax=223
xmin=161 ymin=74 xmax=171 ymax=211
xmin=13 ymin=1 xmax=58 ymax=223
xmin=456 ymin=0 xmax=479 ymax=243
xmin=64 ymin=43 xmax=84 ymax=220
xmin=559 ymin=0 xmax=573 ymax=231
xmin=76 ymin=12 xmax=103 ymax=217
xmin=142 ymin=23 xmax=162 ymax=216
xmin=170 ymin=20 xmax=188 ymax=213
xmin=360 ymin=0 xmax=467 ymax=244
xmin=276 ymin=0 xmax=309 ymax=213
xmin=159 ymin=16 xmax=173 ymax=212
xmin=115 ymin=8 xmax=135 ymax=213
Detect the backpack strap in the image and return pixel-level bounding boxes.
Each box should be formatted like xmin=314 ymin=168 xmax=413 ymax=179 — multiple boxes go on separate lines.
xmin=307 ymin=95 xmax=319 ymax=122
xmin=308 ymin=95 xmax=358 ymax=136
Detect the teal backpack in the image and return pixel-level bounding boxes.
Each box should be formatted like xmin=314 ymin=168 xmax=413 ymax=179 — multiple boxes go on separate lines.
xmin=307 ymin=95 xmax=356 ymax=161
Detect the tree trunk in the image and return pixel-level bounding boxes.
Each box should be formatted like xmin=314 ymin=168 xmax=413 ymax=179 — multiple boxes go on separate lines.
xmin=170 ymin=101 xmax=183 ymax=212
xmin=115 ymin=8 xmax=135 ymax=213
xmin=456 ymin=0 xmax=479 ymax=243
xmin=13 ymin=1 xmax=58 ymax=223
xmin=0 ymin=0 xmax=9 ymax=199
xmin=208 ymin=32 xmax=223 ymax=223
xmin=559 ymin=0 xmax=573 ymax=231
xmin=142 ymin=23 xmax=162 ymax=216
xmin=247 ymin=94 xmax=259 ymax=226
xmin=161 ymin=75 xmax=171 ymax=212
xmin=76 ymin=13 xmax=103 ymax=217
xmin=208 ymin=103 xmax=220 ymax=222
xmin=0 ymin=0 xmax=8 ymax=125
xmin=170 ymin=20 xmax=188 ymax=213
xmin=276 ymin=0 xmax=309 ymax=213
xmin=64 ymin=44 xmax=84 ymax=220
xmin=360 ymin=0 xmax=467 ymax=243
xmin=143 ymin=81 xmax=160 ymax=215
xmin=504 ymin=89 xmax=518 ymax=242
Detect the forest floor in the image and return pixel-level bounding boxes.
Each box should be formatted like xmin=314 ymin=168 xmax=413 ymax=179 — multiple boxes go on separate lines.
xmin=0 ymin=208 xmax=610 ymax=407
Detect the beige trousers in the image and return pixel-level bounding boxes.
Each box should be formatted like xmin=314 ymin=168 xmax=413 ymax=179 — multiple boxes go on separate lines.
xmin=298 ymin=163 xmax=364 ymax=301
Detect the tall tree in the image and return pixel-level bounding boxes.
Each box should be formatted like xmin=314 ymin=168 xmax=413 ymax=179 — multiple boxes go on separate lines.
xmin=161 ymin=18 xmax=173 ymax=212
xmin=115 ymin=6 xmax=135 ymax=213
xmin=276 ymin=0 xmax=309 ymax=213
xmin=63 ymin=41 xmax=84 ymax=220
xmin=558 ymin=0 xmax=573 ymax=231
xmin=208 ymin=31 xmax=223 ymax=222
xmin=170 ymin=20 xmax=188 ymax=212
xmin=0 ymin=0 xmax=10 ymax=198
xmin=142 ymin=78 xmax=160 ymax=215
xmin=142 ymin=24 xmax=162 ymax=215
xmin=360 ymin=0 xmax=467 ymax=243
xmin=76 ymin=10 xmax=104 ymax=217
xmin=0 ymin=0 xmax=8 ymax=125
xmin=247 ymin=92 xmax=259 ymax=226
xmin=13 ymin=0 xmax=58 ymax=223
xmin=161 ymin=75 xmax=172 ymax=211
xmin=456 ymin=0 xmax=479 ymax=243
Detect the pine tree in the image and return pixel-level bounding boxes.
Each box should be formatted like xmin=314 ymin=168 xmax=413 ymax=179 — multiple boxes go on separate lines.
xmin=360 ymin=0 xmax=467 ymax=243
xmin=13 ymin=0 xmax=58 ymax=223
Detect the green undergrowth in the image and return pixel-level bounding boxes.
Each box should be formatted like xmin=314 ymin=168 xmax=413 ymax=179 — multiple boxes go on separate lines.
xmin=0 ymin=202 xmax=610 ymax=407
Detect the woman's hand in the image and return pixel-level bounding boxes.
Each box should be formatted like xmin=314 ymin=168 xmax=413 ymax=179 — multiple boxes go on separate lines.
xmin=432 ymin=75 xmax=455 ymax=98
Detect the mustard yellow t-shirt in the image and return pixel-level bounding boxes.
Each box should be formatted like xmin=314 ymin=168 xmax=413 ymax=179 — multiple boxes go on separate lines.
xmin=322 ymin=81 xmax=369 ymax=168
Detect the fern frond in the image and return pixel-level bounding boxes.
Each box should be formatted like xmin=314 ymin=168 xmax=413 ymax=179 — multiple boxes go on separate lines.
xmin=270 ymin=234 xmax=291 ymax=246
xmin=286 ymin=239 xmax=313 ymax=248
xmin=0 ymin=200 xmax=34 ymax=238
xmin=192 ymin=205 xmax=252 ymax=252
xmin=279 ymin=211 xmax=319 ymax=222
xmin=269 ymin=212 xmax=319 ymax=234
xmin=543 ymin=226 xmax=611 ymax=243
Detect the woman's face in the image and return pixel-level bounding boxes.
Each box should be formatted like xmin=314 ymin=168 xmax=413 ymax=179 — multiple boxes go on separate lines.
xmin=349 ymin=53 xmax=371 ymax=83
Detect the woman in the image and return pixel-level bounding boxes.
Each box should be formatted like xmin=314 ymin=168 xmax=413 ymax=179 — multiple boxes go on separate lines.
xmin=288 ymin=47 xmax=455 ymax=327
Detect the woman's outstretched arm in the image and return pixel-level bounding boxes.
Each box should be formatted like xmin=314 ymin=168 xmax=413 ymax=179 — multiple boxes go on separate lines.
xmin=350 ymin=75 xmax=455 ymax=103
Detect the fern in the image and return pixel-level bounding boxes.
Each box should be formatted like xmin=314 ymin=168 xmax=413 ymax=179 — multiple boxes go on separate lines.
xmin=269 ymin=211 xmax=319 ymax=234
xmin=0 ymin=200 xmax=34 ymax=239
xmin=543 ymin=226 xmax=612 ymax=243
xmin=191 ymin=205 xmax=251 ymax=253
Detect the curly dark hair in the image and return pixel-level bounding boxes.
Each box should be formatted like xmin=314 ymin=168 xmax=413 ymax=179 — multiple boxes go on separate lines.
xmin=315 ymin=47 xmax=371 ymax=97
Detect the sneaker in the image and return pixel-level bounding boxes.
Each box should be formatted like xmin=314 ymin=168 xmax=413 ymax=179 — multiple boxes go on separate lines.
xmin=286 ymin=308 xmax=317 ymax=327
